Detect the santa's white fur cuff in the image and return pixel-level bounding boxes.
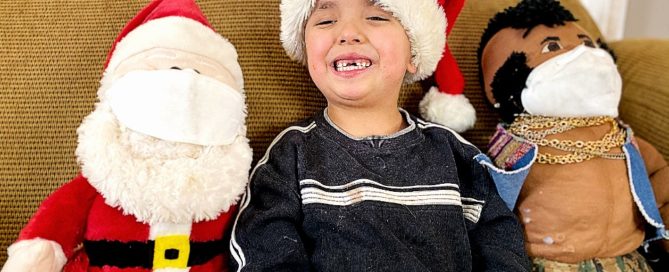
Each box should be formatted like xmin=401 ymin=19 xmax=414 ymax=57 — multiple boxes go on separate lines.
xmin=3 ymin=238 xmax=66 ymax=272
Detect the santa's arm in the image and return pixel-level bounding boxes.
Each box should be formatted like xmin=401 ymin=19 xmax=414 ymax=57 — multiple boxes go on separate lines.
xmin=636 ymin=137 xmax=669 ymax=251
xmin=2 ymin=174 xmax=99 ymax=271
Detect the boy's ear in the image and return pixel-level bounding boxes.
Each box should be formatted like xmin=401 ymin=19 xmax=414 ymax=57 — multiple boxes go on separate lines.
xmin=407 ymin=62 xmax=417 ymax=74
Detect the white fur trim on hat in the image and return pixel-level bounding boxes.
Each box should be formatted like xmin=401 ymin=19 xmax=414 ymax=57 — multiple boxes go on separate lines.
xmin=105 ymin=16 xmax=244 ymax=91
xmin=419 ymin=86 xmax=476 ymax=132
xmin=280 ymin=0 xmax=446 ymax=83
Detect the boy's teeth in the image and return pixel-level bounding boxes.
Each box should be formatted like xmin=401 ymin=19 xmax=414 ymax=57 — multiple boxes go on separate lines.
xmin=334 ymin=60 xmax=371 ymax=71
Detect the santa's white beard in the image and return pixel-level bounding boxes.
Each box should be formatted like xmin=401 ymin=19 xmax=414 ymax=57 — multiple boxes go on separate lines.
xmin=75 ymin=101 xmax=252 ymax=225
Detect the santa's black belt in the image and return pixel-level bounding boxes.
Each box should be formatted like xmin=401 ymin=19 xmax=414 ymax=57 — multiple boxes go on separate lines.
xmin=84 ymin=238 xmax=225 ymax=268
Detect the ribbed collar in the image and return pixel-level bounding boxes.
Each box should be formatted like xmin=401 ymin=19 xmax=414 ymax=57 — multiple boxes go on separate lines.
xmin=316 ymin=108 xmax=424 ymax=152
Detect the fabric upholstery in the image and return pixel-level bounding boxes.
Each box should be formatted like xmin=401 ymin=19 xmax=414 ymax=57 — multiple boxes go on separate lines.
xmin=0 ymin=0 xmax=665 ymax=264
xmin=612 ymin=39 xmax=669 ymax=157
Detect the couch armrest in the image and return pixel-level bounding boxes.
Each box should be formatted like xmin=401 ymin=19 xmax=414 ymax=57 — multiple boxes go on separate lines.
xmin=610 ymin=39 xmax=669 ymax=161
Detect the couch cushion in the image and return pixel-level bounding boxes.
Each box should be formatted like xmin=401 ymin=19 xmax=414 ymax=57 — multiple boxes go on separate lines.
xmin=612 ymin=39 xmax=669 ymax=159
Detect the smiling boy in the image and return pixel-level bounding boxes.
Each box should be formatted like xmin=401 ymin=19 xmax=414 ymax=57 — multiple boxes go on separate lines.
xmin=229 ymin=0 xmax=530 ymax=271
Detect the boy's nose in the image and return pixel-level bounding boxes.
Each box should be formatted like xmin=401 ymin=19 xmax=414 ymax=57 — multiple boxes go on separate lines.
xmin=340 ymin=38 xmax=361 ymax=44
xmin=338 ymin=22 xmax=365 ymax=44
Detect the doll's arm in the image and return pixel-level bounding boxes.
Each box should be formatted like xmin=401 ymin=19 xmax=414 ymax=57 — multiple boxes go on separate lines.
xmin=2 ymin=174 xmax=98 ymax=271
xmin=637 ymin=137 xmax=669 ymax=251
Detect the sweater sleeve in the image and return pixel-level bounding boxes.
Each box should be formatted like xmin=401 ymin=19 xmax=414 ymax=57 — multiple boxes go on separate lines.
xmin=466 ymin=154 xmax=531 ymax=271
xmin=229 ymin=139 xmax=310 ymax=271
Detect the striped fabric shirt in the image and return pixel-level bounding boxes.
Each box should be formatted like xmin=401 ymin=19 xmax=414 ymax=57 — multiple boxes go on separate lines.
xmin=230 ymin=109 xmax=530 ymax=271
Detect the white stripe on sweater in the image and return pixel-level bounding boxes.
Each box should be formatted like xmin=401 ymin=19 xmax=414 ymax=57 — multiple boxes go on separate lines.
xmin=300 ymin=179 xmax=484 ymax=223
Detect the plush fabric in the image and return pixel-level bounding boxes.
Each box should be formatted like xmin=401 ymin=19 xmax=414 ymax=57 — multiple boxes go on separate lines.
xmin=0 ymin=0 xmax=666 ymax=263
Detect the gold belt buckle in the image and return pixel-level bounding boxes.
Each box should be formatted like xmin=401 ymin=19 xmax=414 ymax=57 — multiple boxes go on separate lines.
xmin=153 ymin=235 xmax=190 ymax=269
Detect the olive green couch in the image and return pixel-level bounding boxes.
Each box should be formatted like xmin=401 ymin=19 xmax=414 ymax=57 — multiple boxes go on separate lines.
xmin=1 ymin=0 xmax=668 ymax=264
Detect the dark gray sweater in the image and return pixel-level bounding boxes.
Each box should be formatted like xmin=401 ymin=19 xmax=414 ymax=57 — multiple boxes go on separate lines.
xmin=229 ymin=109 xmax=530 ymax=271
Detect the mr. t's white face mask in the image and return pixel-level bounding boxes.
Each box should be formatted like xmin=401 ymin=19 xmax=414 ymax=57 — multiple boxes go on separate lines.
xmin=520 ymin=44 xmax=622 ymax=118
xmin=105 ymin=69 xmax=245 ymax=146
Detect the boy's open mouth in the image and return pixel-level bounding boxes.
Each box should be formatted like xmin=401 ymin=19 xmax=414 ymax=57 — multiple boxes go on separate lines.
xmin=333 ymin=59 xmax=372 ymax=72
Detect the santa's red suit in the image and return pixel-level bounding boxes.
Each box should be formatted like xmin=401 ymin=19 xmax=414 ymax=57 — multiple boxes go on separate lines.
xmin=17 ymin=174 xmax=237 ymax=272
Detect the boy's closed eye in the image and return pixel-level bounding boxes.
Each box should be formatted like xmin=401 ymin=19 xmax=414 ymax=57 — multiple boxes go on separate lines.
xmin=367 ymin=16 xmax=389 ymax=21
xmin=315 ymin=19 xmax=337 ymax=26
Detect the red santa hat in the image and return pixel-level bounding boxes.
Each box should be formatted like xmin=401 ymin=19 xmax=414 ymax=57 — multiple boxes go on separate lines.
xmin=419 ymin=0 xmax=475 ymax=133
xmin=101 ymin=0 xmax=243 ymax=96
xmin=280 ymin=0 xmax=447 ymax=83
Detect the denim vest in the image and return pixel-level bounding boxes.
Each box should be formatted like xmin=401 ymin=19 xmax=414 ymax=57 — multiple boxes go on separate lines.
xmin=475 ymin=124 xmax=669 ymax=244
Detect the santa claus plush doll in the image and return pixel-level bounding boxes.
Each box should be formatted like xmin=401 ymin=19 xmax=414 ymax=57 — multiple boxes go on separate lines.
xmin=475 ymin=0 xmax=669 ymax=271
xmin=1 ymin=0 xmax=252 ymax=271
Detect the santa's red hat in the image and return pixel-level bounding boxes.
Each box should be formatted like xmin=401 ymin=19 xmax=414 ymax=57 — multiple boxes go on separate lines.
xmin=419 ymin=0 xmax=475 ymax=132
xmin=101 ymin=0 xmax=243 ymax=96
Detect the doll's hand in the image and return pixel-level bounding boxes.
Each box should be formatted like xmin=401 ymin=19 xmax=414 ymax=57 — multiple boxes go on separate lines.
xmin=1 ymin=238 xmax=66 ymax=272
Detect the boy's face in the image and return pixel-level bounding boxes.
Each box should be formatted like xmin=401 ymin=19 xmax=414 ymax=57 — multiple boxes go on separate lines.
xmin=304 ymin=0 xmax=416 ymax=108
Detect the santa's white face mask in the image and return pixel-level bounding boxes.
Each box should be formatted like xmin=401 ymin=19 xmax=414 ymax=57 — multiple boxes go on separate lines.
xmin=105 ymin=69 xmax=245 ymax=146
xmin=520 ymin=44 xmax=622 ymax=117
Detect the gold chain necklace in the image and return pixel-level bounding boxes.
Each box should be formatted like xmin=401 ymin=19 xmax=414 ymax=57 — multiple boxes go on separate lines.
xmin=509 ymin=115 xmax=626 ymax=164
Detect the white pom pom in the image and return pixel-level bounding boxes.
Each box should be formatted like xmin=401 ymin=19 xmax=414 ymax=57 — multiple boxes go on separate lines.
xmin=419 ymin=86 xmax=476 ymax=132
